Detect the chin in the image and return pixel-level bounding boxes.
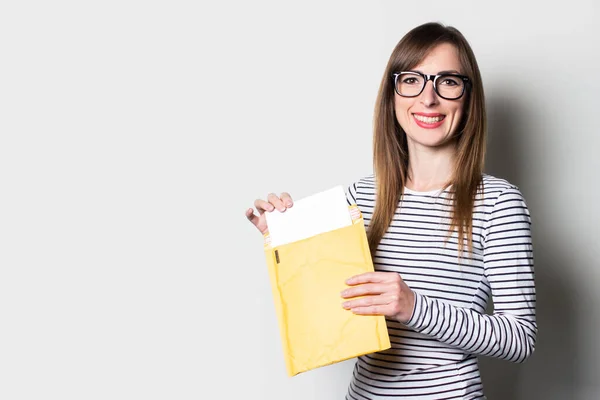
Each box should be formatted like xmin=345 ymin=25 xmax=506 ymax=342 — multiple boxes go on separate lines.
xmin=408 ymin=132 xmax=454 ymax=149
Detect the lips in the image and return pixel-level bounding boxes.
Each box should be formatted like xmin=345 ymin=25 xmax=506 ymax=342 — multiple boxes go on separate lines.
xmin=412 ymin=113 xmax=445 ymax=129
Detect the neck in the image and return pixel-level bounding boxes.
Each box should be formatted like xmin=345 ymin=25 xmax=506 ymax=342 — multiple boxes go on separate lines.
xmin=405 ymin=141 xmax=456 ymax=192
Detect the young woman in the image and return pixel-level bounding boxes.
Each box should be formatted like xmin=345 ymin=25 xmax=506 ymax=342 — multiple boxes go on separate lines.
xmin=246 ymin=22 xmax=536 ymax=399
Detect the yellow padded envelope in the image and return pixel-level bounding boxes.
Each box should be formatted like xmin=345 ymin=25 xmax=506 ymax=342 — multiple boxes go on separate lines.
xmin=263 ymin=205 xmax=391 ymax=376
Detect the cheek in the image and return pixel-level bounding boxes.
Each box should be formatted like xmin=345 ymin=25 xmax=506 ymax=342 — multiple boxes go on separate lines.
xmin=394 ymin=99 xmax=412 ymax=128
xmin=450 ymin=102 xmax=467 ymax=129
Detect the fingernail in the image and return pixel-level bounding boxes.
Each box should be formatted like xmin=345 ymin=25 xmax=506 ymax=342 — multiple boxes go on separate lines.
xmin=342 ymin=302 xmax=349 ymax=308
xmin=340 ymin=290 xmax=347 ymax=297
xmin=286 ymin=201 xmax=293 ymax=207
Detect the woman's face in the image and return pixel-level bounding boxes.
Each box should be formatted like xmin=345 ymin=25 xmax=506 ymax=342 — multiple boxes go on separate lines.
xmin=394 ymin=43 xmax=467 ymax=150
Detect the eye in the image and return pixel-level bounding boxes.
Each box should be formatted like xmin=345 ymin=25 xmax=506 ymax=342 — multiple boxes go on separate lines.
xmin=439 ymin=77 xmax=461 ymax=86
xmin=402 ymin=77 xmax=419 ymax=85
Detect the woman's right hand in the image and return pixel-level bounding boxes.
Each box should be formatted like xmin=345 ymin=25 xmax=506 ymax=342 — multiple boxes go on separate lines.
xmin=245 ymin=192 xmax=294 ymax=235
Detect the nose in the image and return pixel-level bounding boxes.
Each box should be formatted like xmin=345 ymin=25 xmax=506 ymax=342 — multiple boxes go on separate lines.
xmin=420 ymin=80 xmax=439 ymax=107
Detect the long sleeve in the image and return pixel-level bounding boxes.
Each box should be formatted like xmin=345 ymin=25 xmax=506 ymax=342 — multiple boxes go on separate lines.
xmin=403 ymin=187 xmax=537 ymax=363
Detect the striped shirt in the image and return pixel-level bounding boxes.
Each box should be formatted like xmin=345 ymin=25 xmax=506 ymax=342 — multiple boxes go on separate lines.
xmin=344 ymin=174 xmax=537 ymax=400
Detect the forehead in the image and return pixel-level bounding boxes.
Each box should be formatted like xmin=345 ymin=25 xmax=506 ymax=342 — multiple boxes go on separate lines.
xmin=411 ymin=43 xmax=462 ymax=73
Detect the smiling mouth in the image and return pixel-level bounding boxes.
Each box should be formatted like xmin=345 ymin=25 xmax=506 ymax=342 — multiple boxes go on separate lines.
xmin=413 ymin=114 xmax=446 ymax=124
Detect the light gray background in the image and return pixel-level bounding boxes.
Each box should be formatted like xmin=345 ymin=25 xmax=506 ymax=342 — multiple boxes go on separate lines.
xmin=1 ymin=1 xmax=598 ymax=399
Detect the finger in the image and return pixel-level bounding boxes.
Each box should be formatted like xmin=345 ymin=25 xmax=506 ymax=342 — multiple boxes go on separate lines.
xmin=245 ymin=208 xmax=261 ymax=227
xmin=346 ymin=272 xmax=393 ymax=285
xmin=340 ymin=283 xmax=387 ymax=299
xmin=254 ymin=199 xmax=274 ymax=214
xmin=280 ymin=192 xmax=294 ymax=208
xmin=344 ymin=293 xmax=400 ymax=316
xmin=342 ymin=294 xmax=389 ymax=309
xmin=267 ymin=193 xmax=287 ymax=212
xmin=349 ymin=305 xmax=387 ymax=316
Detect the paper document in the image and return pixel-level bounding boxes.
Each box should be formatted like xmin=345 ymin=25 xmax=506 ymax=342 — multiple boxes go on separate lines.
xmin=265 ymin=185 xmax=352 ymax=247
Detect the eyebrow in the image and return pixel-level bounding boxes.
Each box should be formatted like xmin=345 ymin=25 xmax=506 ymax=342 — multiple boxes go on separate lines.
xmin=412 ymin=69 xmax=462 ymax=75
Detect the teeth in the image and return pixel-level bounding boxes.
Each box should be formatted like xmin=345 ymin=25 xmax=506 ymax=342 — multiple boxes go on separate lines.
xmin=414 ymin=114 xmax=444 ymax=123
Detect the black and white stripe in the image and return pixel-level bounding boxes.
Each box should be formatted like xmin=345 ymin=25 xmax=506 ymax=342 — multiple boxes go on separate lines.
xmin=344 ymin=174 xmax=537 ymax=399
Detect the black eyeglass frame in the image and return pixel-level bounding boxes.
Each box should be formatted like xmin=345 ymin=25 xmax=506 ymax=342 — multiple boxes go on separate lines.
xmin=392 ymin=71 xmax=471 ymax=100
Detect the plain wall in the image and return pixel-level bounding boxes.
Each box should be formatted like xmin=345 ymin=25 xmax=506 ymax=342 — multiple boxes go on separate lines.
xmin=1 ymin=1 xmax=599 ymax=399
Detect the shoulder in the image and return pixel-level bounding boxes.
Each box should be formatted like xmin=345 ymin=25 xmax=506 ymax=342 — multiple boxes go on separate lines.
xmin=480 ymin=174 xmax=531 ymax=227
xmin=480 ymin=174 xmax=527 ymax=205
xmin=345 ymin=174 xmax=376 ymax=205
xmin=353 ymin=174 xmax=376 ymax=191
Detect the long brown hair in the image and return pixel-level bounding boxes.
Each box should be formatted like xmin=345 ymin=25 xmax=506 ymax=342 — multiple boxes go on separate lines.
xmin=369 ymin=22 xmax=486 ymax=256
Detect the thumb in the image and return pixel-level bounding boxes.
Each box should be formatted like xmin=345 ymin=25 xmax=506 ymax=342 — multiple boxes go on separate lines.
xmin=246 ymin=208 xmax=267 ymax=234
xmin=246 ymin=208 xmax=260 ymax=227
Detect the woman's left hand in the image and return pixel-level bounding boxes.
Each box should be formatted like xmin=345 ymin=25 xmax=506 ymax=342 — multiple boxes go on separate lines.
xmin=341 ymin=272 xmax=416 ymax=324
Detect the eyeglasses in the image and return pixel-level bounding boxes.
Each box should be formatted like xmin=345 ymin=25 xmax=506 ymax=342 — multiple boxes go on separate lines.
xmin=393 ymin=71 xmax=470 ymax=100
